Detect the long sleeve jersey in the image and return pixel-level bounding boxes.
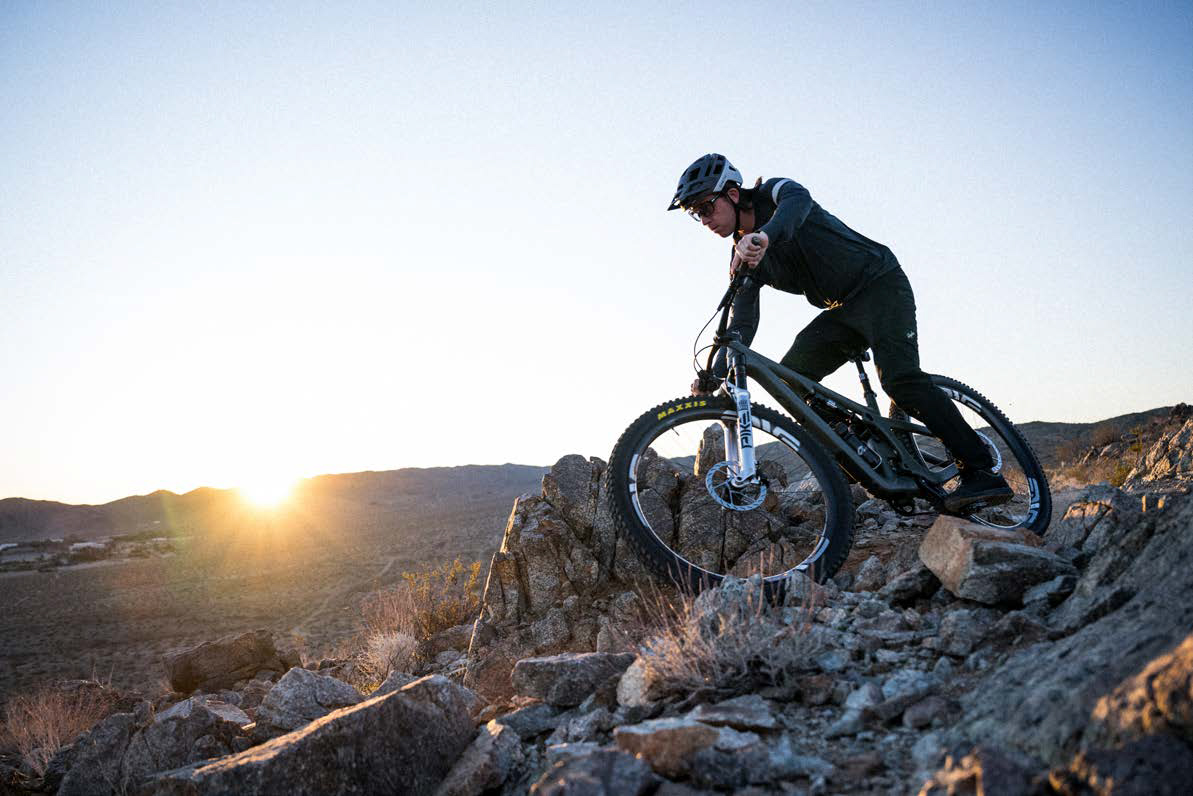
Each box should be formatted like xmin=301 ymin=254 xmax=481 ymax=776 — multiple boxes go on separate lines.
xmin=713 ymin=178 xmax=900 ymax=375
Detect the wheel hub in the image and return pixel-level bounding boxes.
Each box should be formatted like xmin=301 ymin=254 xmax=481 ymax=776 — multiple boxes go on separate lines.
xmin=704 ymin=461 xmax=767 ymax=511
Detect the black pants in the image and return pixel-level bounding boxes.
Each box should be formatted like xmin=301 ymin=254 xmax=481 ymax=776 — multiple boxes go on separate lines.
xmin=780 ymin=267 xmax=993 ymax=470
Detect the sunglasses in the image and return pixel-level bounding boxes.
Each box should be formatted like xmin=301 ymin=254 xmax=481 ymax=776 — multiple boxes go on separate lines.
xmin=686 ymin=193 xmax=721 ymax=221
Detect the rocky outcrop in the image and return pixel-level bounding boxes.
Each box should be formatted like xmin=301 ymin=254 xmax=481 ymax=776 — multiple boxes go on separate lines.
xmin=465 ymin=454 xmax=669 ymax=696
xmin=54 ymin=697 xmax=251 ymax=796
xmin=162 ymin=630 xmax=300 ymax=694
xmin=948 ymin=489 xmax=1193 ymax=765
xmin=1128 ymin=415 xmax=1193 ymax=483
xmin=148 ymin=675 xmax=480 ymax=795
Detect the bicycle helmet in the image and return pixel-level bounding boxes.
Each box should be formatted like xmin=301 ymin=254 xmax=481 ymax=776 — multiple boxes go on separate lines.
xmin=667 ymin=153 xmax=743 ymax=211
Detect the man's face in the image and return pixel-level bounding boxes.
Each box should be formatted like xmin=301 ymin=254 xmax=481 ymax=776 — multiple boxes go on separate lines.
xmin=690 ymin=188 xmax=738 ymax=237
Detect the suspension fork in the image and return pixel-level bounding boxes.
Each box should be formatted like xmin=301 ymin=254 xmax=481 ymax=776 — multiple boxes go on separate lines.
xmin=721 ymin=349 xmax=758 ymax=484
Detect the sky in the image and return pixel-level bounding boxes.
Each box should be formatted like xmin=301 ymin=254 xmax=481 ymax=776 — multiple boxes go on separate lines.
xmin=2 ymin=1 xmax=1191 ymax=505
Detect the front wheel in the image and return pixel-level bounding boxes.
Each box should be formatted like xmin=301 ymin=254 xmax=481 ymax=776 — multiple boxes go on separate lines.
xmin=607 ymin=396 xmax=854 ymax=599
xmin=890 ymin=375 xmax=1052 ymax=534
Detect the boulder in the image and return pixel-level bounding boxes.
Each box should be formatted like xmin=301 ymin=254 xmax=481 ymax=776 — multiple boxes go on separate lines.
xmin=1085 ymin=631 xmax=1193 ymax=747
xmin=147 ymin=675 xmax=479 ymax=795
xmin=433 ymin=720 xmax=524 ymax=796
xmin=878 ymin=564 xmax=940 ymax=606
xmin=1022 ymin=575 xmax=1077 ymax=612
xmin=882 ymin=669 xmax=941 ymax=702
xmin=119 ymin=699 xmax=247 ymax=785
xmin=1050 ymin=733 xmax=1193 ymax=795
xmin=917 ymin=746 xmax=1040 ymax=796
xmin=686 ymin=730 xmax=831 ymax=790
xmin=919 ymin=516 xmax=1075 ymax=605
xmin=56 ymin=709 xmax=147 ymax=796
xmin=686 ymin=694 xmax=778 ymax=731
xmin=903 ymin=696 xmax=951 ymax=729
xmin=617 ymin=657 xmax=667 ymax=707
xmin=162 ymin=630 xmax=300 ymax=694
xmin=529 ymin=749 xmax=656 ymax=795
xmin=512 ymin=652 xmax=636 ymax=707
xmin=494 ymin=702 xmax=562 ymax=739
xmin=852 ymin=554 xmax=887 ymax=592
xmin=253 ymin=668 xmax=362 ymax=737
xmin=930 ymin=608 xmax=989 ymax=657
xmin=617 ymin=718 xmax=830 ymax=790
xmin=613 ymin=717 xmax=723 ymax=777
xmin=547 ymin=707 xmax=615 ymax=744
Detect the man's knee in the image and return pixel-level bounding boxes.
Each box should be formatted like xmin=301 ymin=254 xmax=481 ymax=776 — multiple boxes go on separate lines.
xmin=880 ymin=371 xmax=936 ymax=409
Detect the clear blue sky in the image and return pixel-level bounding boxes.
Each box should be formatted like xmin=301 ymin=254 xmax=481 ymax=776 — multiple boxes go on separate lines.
xmin=3 ymin=1 xmax=1191 ymax=504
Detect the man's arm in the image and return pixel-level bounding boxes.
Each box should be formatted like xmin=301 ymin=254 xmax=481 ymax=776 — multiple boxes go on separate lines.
xmin=758 ymin=178 xmax=813 ymax=242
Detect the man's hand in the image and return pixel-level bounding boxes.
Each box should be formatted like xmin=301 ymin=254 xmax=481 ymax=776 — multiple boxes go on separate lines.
xmin=691 ymin=370 xmax=719 ymax=395
xmin=734 ymin=232 xmax=769 ymax=270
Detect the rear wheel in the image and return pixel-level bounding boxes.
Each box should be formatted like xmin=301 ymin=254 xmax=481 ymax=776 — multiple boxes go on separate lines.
xmin=890 ymin=375 xmax=1052 ymax=534
xmin=607 ymin=396 xmax=854 ymax=598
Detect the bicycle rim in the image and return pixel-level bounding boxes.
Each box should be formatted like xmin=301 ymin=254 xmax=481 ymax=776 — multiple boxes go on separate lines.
xmin=624 ymin=406 xmax=844 ymax=583
xmin=893 ymin=381 xmax=1049 ymax=531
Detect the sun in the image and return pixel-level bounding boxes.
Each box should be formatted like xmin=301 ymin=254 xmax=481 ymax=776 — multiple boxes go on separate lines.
xmin=238 ymin=475 xmax=297 ymax=508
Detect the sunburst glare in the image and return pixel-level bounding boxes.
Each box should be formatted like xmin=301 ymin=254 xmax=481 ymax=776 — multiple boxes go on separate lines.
xmin=238 ymin=475 xmax=297 ymax=508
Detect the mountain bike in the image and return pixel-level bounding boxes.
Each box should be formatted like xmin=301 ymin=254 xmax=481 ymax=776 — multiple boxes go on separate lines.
xmin=607 ymin=267 xmax=1052 ymax=598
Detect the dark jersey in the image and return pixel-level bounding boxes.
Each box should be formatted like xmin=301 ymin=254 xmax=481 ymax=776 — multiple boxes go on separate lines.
xmin=712 ymin=178 xmax=900 ymax=376
xmin=719 ymin=178 xmax=900 ymax=365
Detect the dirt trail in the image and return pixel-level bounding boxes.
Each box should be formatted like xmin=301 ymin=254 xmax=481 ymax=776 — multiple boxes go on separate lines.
xmin=290 ymin=555 xmax=397 ymax=637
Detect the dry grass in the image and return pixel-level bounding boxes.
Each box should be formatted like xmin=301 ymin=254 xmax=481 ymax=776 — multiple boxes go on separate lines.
xmin=632 ymin=576 xmax=822 ymax=701
xmin=360 ymin=558 xmax=482 ymax=640
xmin=2 ymin=681 xmax=118 ymax=777
xmin=359 ymin=631 xmax=417 ymax=684
xmin=348 ymin=558 xmax=484 ymax=689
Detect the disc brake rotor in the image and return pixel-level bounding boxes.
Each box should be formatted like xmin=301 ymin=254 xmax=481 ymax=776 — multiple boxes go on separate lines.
xmin=704 ymin=461 xmax=767 ymax=511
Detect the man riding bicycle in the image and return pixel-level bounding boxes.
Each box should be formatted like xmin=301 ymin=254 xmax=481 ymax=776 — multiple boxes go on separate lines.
xmin=670 ymin=153 xmax=1011 ymax=512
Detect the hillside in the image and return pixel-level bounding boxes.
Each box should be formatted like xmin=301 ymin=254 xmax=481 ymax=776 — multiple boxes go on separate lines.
xmin=0 ymin=464 xmax=546 ymax=704
xmin=0 ymin=464 xmax=548 ymax=545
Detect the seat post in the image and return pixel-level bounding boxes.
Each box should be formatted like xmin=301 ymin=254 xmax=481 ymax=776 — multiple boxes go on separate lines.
xmin=854 ymin=354 xmax=880 ymax=412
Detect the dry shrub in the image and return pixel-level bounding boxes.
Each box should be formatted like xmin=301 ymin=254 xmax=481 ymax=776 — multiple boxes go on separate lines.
xmin=2 ymin=682 xmax=117 ymax=777
xmin=350 ymin=558 xmax=483 ymax=689
xmin=360 ymin=585 xmax=418 ymax=640
xmin=359 ymin=558 xmax=482 ymax=641
xmin=359 ymin=630 xmax=417 ymax=684
xmin=634 ymin=576 xmax=821 ymax=701
xmin=396 ymin=558 xmax=483 ymax=639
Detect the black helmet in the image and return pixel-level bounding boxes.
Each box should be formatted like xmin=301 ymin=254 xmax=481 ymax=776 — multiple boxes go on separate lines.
xmin=667 ymin=153 xmax=744 ymax=211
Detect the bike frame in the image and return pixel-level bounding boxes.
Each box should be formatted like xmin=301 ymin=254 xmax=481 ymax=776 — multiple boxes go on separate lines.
xmin=709 ymin=276 xmax=957 ymax=502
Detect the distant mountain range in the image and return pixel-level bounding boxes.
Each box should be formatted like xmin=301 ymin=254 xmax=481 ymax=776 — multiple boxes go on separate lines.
xmin=0 ymin=464 xmax=549 ymax=546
